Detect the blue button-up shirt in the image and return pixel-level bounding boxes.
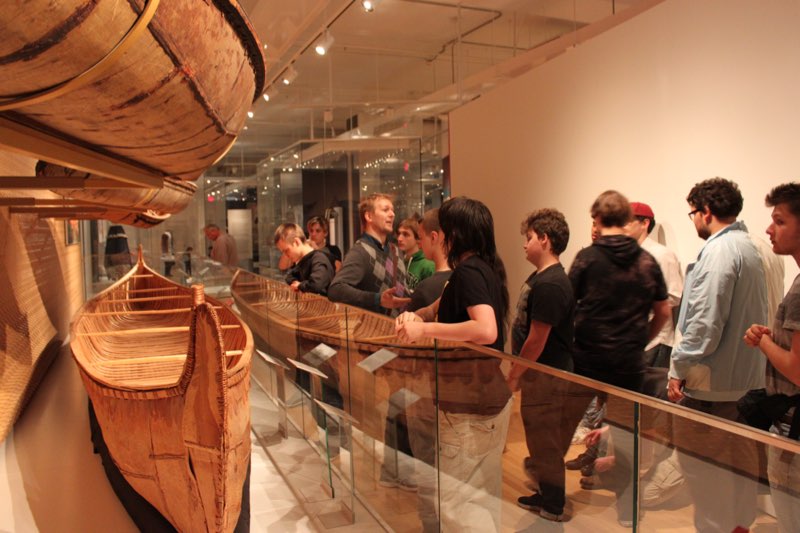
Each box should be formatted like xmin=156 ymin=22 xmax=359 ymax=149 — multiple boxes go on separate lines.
xmin=670 ymin=220 xmax=767 ymax=401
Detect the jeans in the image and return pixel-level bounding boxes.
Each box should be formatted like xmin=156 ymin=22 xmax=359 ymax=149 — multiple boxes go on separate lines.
xmin=521 ymin=374 xmax=593 ymax=513
xmin=437 ymin=398 xmax=512 ymax=533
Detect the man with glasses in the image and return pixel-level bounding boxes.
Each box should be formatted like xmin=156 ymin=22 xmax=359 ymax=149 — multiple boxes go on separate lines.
xmin=669 ymin=177 xmax=768 ymax=532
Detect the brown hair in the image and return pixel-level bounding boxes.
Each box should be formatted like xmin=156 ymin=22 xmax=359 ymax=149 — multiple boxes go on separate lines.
xmin=306 ymin=215 xmax=328 ymax=234
xmin=590 ymin=190 xmax=632 ymax=228
xmin=398 ymin=213 xmax=422 ymax=239
xmin=420 ymin=208 xmax=441 ymax=234
xmin=520 ymin=208 xmax=570 ymax=255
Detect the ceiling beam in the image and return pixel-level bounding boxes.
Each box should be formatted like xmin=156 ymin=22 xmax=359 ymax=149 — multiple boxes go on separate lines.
xmin=0 ymin=116 xmax=163 ymax=189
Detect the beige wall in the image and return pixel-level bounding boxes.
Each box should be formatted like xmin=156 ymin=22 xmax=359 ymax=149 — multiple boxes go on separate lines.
xmin=450 ymin=0 xmax=798 ymax=307
xmin=0 ymin=151 xmax=84 ymax=441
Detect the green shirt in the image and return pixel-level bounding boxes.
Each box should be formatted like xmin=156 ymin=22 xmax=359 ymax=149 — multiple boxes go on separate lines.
xmin=405 ymin=249 xmax=435 ymax=292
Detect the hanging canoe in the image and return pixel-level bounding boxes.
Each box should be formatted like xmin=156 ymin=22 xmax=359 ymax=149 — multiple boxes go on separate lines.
xmin=71 ymin=252 xmax=253 ymax=532
xmin=0 ymin=0 xmax=266 ymax=182
xmin=36 ymin=161 xmax=197 ymax=227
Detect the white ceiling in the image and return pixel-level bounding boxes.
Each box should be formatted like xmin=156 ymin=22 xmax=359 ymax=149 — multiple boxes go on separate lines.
xmin=215 ymin=0 xmax=644 ymax=175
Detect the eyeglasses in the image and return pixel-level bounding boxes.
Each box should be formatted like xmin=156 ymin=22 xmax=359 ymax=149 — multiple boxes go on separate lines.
xmin=687 ymin=209 xmax=701 ymax=220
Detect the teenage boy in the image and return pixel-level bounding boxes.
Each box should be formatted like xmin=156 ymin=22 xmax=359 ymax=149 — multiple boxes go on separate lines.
xmin=328 ymin=193 xmax=410 ymax=315
xmin=744 ymin=183 xmax=800 ymax=531
xmin=274 ymin=223 xmax=334 ymax=295
xmin=506 ymin=209 xmax=575 ymax=522
xmin=409 ymin=208 xmax=451 ymax=311
xmin=397 ymin=215 xmax=435 ymax=293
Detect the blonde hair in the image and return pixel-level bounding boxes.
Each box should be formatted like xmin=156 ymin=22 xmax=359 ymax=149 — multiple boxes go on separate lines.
xmin=273 ymin=223 xmax=306 ymax=245
xmin=359 ymin=193 xmax=393 ymax=228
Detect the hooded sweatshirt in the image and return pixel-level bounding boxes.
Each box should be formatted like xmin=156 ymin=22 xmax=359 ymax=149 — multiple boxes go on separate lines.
xmin=568 ymin=234 xmax=668 ymax=374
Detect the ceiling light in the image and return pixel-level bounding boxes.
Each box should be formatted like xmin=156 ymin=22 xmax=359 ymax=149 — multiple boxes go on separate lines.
xmin=281 ymin=65 xmax=298 ymax=85
xmin=362 ymin=0 xmax=381 ymax=12
xmin=247 ymin=111 xmax=254 ymax=118
xmin=262 ymin=87 xmax=278 ymax=102
xmin=314 ymin=31 xmax=334 ymax=56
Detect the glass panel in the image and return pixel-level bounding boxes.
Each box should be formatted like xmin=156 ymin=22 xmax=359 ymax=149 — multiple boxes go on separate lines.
xmin=235 ymin=268 xmax=800 ymax=531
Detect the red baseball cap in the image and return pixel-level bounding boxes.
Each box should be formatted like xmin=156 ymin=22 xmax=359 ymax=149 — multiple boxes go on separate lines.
xmin=630 ymin=202 xmax=655 ymax=219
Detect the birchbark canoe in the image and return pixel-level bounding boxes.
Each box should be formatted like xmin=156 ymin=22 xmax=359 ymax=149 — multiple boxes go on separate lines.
xmin=36 ymin=161 xmax=197 ymax=227
xmin=0 ymin=0 xmax=266 ymax=182
xmin=71 ymin=251 xmax=253 ymax=532
xmin=229 ymin=270 xmax=510 ymax=440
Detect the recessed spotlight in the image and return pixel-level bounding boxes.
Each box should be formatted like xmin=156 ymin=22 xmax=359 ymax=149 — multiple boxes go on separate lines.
xmin=247 ymin=111 xmax=254 ymax=118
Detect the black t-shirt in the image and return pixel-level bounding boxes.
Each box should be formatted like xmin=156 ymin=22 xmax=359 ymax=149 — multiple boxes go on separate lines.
xmin=409 ymin=270 xmax=451 ymax=312
xmin=435 ymin=254 xmax=510 ymax=415
xmin=512 ymin=264 xmax=574 ymax=371
xmin=438 ymin=255 xmax=505 ymax=351
xmin=320 ymin=244 xmax=342 ymax=267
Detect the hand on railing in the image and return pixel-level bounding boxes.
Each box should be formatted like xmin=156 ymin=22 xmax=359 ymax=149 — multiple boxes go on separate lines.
xmin=395 ymin=311 xmax=423 ymax=343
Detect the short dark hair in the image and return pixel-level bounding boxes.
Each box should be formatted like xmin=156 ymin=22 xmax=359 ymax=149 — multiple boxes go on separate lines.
xmin=520 ymin=208 xmax=570 ymax=255
xmin=686 ymin=178 xmax=743 ymax=219
xmin=635 ymin=215 xmax=657 ymax=235
xmin=766 ymin=183 xmax=800 ymax=218
xmin=590 ymin=190 xmax=631 ymax=228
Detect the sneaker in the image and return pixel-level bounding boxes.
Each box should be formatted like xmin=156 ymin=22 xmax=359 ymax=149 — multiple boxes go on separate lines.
xmin=378 ymin=477 xmax=418 ymax=492
xmin=517 ymin=494 xmax=565 ymax=522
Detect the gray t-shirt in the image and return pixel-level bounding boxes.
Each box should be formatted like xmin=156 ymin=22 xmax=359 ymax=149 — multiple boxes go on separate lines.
xmin=766 ymin=273 xmax=800 ymax=397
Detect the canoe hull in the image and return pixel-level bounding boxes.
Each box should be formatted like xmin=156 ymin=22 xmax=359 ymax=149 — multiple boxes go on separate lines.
xmin=71 ymin=259 xmax=253 ymax=532
xmin=0 ymin=0 xmax=266 ymax=181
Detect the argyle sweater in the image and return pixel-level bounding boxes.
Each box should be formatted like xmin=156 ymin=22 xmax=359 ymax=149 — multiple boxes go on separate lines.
xmin=328 ymin=234 xmax=408 ymax=315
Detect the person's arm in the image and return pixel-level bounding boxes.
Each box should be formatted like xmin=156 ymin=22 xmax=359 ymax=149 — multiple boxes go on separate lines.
xmin=299 ymin=254 xmax=334 ymax=295
xmin=507 ymin=320 xmax=552 ymax=391
xmin=328 ymin=247 xmax=382 ymax=311
xmin=747 ymin=326 xmax=800 ymax=386
xmin=396 ymin=303 xmax=497 ymax=344
xmin=663 ymin=250 xmax=684 ymax=309
xmin=648 ymin=299 xmax=671 ymax=342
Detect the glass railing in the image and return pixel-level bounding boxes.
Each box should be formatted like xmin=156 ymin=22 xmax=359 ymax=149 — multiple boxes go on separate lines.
xmin=232 ymin=269 xmax=800 ymax=532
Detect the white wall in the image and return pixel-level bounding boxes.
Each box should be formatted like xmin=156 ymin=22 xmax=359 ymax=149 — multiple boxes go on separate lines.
xmin=450 ymin=0 xmax=799 ymax=302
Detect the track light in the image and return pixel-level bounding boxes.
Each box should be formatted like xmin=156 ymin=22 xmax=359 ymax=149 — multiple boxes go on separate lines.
xmin=281 ymin=65 xmax=298 ymax=85
xmin=262 ymin=87 xmax=278 ymax=102
xmin=314 ymin=31 xmax=334 ymax=56
xmin=247 ymin=111 xmax=254 ymax=118
xmin=362 ymin=0 xmax=381 ymax=12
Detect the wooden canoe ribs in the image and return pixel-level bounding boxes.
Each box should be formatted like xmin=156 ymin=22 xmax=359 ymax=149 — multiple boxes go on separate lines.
xmin=0 ymin=0 xmax=266 ymax=224
xmin=70 ymin=252 xmax=253 ymax=532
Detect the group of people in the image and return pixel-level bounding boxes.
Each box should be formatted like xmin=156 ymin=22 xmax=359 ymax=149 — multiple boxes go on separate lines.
xmin=272 ymin=178 xmax=800 ymax=532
